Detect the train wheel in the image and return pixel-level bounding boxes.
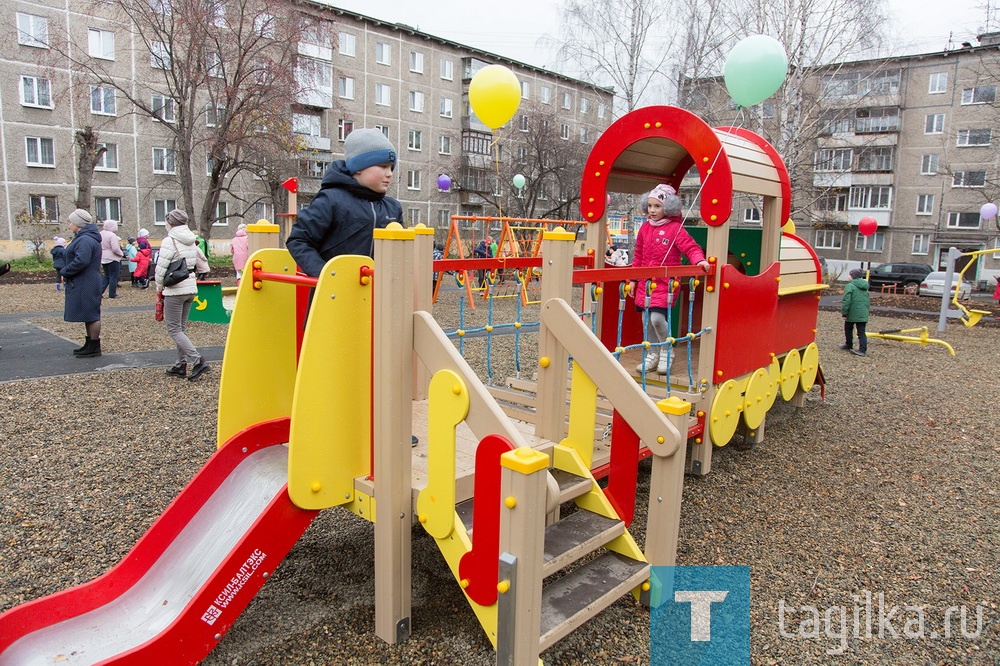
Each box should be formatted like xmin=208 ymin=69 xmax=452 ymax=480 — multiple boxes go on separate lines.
xmin=799 ymin=343 xmax=820 ymax=392
xmin=742 ymin=367 xmax=770 ymax=430
xmin=779 ymin=348 xmax=801 ymax=401
xmin=709 ymin=379 xmax=742 ymax=446
xmin=764 ymin=357 xmax=781 ymax=411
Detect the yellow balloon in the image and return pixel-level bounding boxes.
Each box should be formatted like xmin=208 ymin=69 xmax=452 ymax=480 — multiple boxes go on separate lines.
xmin=782 ymin=219 xmax=796 ymax=235
xmin=468 ymin=65 xmax=521 ymax=129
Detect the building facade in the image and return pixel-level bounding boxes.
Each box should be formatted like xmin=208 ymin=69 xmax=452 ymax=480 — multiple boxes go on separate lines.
xmin=1 ymin=1 xmax=612 ymax=257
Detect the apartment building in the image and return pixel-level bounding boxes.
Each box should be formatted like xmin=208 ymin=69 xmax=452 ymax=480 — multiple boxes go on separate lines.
xmin=0 ymin=1 xmax=612 ymax=256
xmin=684 ymin=36 xmax=1000 ymax=285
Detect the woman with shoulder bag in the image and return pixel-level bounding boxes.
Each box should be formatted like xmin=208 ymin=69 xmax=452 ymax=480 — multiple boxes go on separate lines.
xmin=154 ymin=209 xmax=211 ymax=381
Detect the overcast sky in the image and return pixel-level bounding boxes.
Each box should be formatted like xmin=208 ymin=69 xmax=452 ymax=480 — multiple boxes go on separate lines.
xmin=322 ymin=0 xmax=992 ymax=73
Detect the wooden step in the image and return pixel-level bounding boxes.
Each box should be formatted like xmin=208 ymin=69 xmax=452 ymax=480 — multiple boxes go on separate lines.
xmin=539 ymin=551 xmax=649 ymax=651
xmin=549 ymin=468 xmax=592 ymax=503
xmin=542 ymin=511 xmax=624 ymax=577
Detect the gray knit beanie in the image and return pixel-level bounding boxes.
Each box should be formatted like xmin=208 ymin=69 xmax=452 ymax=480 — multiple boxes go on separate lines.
xmin=344 ymin=129 xmax=397 ymax=174
xmin=849 ymin=268 xmax=864 ymax=279
xmin=166 ymin=209 xmax=189 ymax=227
xmin=68 ymin=209 xmax=92 ymax=227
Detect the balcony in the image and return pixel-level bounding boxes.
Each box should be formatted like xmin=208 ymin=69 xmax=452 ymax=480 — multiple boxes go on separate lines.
xmin=302 ymin=135 xmax=331 ymax=151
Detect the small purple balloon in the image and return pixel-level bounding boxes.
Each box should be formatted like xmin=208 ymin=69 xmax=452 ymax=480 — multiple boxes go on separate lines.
xmin=980 ymin=202 xmax=998 ymax=220
xmin=437 ymin=174 xmax=452 ymax=191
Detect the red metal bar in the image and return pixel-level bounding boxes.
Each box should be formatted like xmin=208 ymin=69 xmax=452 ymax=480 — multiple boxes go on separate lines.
xmin=571 ymin=264 xmax=706 ymax=285
xmin=432 ymin=255 xmax=593 ymax=272
xmin=251 ymin=269 xmax=319 ymax=288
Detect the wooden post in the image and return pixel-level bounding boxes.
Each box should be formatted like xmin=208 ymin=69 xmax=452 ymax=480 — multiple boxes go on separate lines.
xmin=246 ymin=220 xmax=280 ymax=256
xmin=644 ymin=397 xmax=690 ymax=568
xmin=496 ymin=446 xmax=550 ymax=666
xmin=534 ymin=227 xmax=575 ymax=444
xmin=412 ymin=224 xmax=434 ymax=401
xmin=373 ymin=223 xmax=415 ymax=644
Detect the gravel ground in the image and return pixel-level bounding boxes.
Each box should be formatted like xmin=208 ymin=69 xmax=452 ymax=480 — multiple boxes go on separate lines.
xmin=0 ymin=278 xmax=997 ymax=665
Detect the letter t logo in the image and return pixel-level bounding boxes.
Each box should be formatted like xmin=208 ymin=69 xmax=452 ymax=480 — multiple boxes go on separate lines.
xmin=674 ymin=590 xmax=729 ymax=641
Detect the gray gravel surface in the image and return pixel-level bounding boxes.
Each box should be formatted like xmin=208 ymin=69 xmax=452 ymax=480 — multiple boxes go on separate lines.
xmin=1 ymin=280 xmax=997 ymax=664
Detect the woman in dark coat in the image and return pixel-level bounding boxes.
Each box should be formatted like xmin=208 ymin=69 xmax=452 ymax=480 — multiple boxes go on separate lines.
xmin=60 ymin=209 xmax=103 ymax=358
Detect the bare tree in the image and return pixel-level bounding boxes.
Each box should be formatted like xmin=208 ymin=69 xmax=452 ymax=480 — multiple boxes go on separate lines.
xmin=75 ymin=127 xmax=107 ymax=213
xmin=62 ymin=0 xmax=304 ymax=240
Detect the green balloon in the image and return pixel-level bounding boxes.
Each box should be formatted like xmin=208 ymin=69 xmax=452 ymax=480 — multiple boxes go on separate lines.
xmin=512 ymin=174 xmax=526 ymax=189
xmin=724 ymin=35 xmax=788 ymax=107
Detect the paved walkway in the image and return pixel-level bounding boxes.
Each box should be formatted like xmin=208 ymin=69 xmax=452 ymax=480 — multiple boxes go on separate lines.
xmin=0 ymin=306 xmax=224 ymax=383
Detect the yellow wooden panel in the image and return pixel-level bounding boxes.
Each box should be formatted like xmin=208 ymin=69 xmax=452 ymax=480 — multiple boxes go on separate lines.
xmin=288 ymin=255 xmax=374 ymax=510
xmin=561 ymin=361 xmax=598 ymax=469
xmin=417 ymin=370 xmax=471 ymax=539
xmin=217 ymin=249 xmax=299 ymax=447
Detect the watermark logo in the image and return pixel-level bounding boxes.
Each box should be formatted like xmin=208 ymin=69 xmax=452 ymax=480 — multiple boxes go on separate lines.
xmin=650 ymin=566 xmax=750 ymax=665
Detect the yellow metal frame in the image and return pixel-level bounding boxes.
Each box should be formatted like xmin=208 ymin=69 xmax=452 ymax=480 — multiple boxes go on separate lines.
xmin=868 ymin=327 xmax=956 ymax=356
xmin=950 ymin=248 xmax=999 ymax=327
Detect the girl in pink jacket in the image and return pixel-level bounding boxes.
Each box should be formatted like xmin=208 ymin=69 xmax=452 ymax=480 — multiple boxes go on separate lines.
xmin=631 ymin=184 xmax=710 ymax=375
xmin=231 ymin=224 xmax=249 ymax=281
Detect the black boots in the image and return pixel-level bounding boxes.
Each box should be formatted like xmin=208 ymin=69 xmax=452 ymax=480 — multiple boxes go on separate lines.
xmin=187 ymin=357 xmax=211 ymax=381
xmin=166 ymin=362 xmax=187 ymax=378
xmin=74 ymin=338 xmax=101 ymax=358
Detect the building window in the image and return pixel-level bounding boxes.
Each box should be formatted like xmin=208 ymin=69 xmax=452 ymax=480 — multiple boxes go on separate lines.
xmin=339 ymin=76 xmax=354 ymax=99
xmin=816 ymin=190 xmax=848 ymax=212
xmin=338 ymin=119 xmax=353 ymax=141
xmin=814 ymin=148 xmax=852 ymax=172
xmin=254 ymin=201 xmax=273 ymax=222
xmin=95 ymin=143 xmax=118 ymax=171
xmin=150 ymin=41 xmax=171 ymax=69
xmin=408 ymin=129 xmax=422 ymax=151
xmin=928 ymin=72 xmax=947 ymax=94
xmin=206 ymin=104 xmax=225 ymax=127
xmin=90 ymin=85 xmax=116 ymax=115
xmin=295 ymin=58 xmax=332 ymax=107
xmin=375 ymin=42 xmax=391 ymax=65
xmin=920 ymin=154 xmax=939 ymax=175
xmin=912 ymin=234 xmax=930 ymax=255
xmin=819 ymin=110 xmax=853 ymax=134
xmin=580 ymin=98 xmax=589 ymax=113
xmin=561 ymin=92 xmax=571 ymax=109
xmin=848 ymin=185 xmax=892 ymax=209
xmin=956 ymin=129 xmax=992 ymax=147
xmin=541 ymin=86 xmax=551 ymax=104
xmin=961 ymin=85 xmax=997 ymax=105
xmin=855 ymin=146 xmax=893 ymax=172
xmin=29 ymin=195 xmax=58 ymax=220
xmin=375 ymin=83 xmax=390 ymax=106
xmin=952 ymin=171 xmax=986 ymax=188
xmin=293 ymin=113 xmax=321 ymax=136
xmin=214 ymin=201 xmax=228 ymax=226
xmin=88 ymin=28 xmax=115 ymax=60
xmin=855 ymin=231 xmax=884 ymax=252
xmin=560 ymin=123 xmax=569 ymax=140
xmin=598 ymin=103 xmax=606 ymax=119
xmin=25 ymin=137 xmax=54 ymax=167
xmin=20 ymin=75 xmax=52 ymax=108
xmin=517 ymin=147 xmax=527 ymax=163
xmin=579 ymin=127 xmax=588 ymax=143
xmin=521 ymin=81 xmax=529 ymax=99
xmin=154 ymin=199 xmax=177 ymax=225
xmin=299 ymin=23 xmax=332 ymax=61
xmin=407 ymin=170 xmax=421 ymax=191
xmin=409 ymin=90 xmax=425 ymax=112
xmin=152 ymin=94 xmax=175 ymax=122
xmin=743 ymin=207 xmax=761 ymax=224
xmin=94 ymin=197 xmax=120 ymax=221
xmin=339 ymin=32 xmax=355 ymax=56
xmin=519 ymin=114 xmax=529 ymax=132
xmin=254 ymin=13 xmax=275 ymax=38
xmin=440 ymin=59 xmax=453 ymax=80
xmin=440 ymin=97 xmax=453 ymax=118
xmin=374 ymin=125 xmax=390 ymax=139
xmin=437 ymin=209 xmax=450 ymax=228
xmin=924 ymin=114 xmax=944 ymax=134
xmin=152 ymin=147 xmax=176 ymax=174
xmin=814 ymin=230 xmax=843 ymax=249
xmin=916 ymin=194 xmax=934 ymax=215
xmin=409 ymin=51 xmax=424 ymax=73
xmin=947 ymin=212 xmax=981 ymax=228
xmin=16 ymin=13 xmax=49 ymax=48
xmin=439 ymin=135 xmax=451 ymax=155
xmin=854 ymin=107 xmax=899 ymax=133
xmin=206 ymin=51 xmax=224 ymax=78
xmin=407 ymin=208 xmax=421 ymax=224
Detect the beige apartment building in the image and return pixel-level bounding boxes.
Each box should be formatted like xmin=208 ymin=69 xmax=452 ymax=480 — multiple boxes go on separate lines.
xmin=0 ymin=1 xmax=612 ymax=257
xmin=685 ymin=35 xmax=1000 ymax=286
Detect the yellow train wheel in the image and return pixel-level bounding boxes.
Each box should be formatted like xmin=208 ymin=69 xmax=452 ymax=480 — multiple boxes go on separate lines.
xmin=710 ymin=379 xmax=742 ymax=447
xmin=799 ymin=343 xmax=820 ymax=392
xmin=742 ymin=367 xmax=770 ymax=430
xmin=779 ymin=348 xmax=801 ymax=401
xmin=764 ymin=357 xmax=780 ymax=411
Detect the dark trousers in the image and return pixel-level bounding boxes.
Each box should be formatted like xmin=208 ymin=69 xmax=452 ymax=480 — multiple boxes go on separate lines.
xmin=844 ymin=320 xmax=867 ymax=353
xmin=101 ymin=261 xmax=121 ymax=298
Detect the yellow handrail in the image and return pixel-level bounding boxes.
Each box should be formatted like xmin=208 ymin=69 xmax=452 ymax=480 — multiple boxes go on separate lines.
xmin=868 ymin=327 xmax=955 ymax=356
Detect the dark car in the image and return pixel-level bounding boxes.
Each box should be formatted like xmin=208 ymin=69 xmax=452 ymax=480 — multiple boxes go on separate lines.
xmin=866 ymin=262 xmax=933 ymax=288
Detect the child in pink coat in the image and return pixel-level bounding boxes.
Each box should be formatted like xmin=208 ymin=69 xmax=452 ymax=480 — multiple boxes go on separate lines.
xmin=231 ymin=224 xmax=249 ymax=281
xmin=631 ymin=184 xmax=711 ymax=375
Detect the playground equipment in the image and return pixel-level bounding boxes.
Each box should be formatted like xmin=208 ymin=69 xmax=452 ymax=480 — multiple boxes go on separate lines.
xmin=936 ymin=246 xmax=999 ymax=330
xmin=868 ymin=327 xmax=956 ymax=356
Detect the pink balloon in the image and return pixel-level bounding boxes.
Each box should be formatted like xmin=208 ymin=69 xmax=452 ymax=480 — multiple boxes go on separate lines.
xmin=606 ymin=194 xmax=611 ymax=205
xmin=858 ymin=217 xmax=878 ymax=237
xmin=980 ymin=202 xmax=998 ymax=220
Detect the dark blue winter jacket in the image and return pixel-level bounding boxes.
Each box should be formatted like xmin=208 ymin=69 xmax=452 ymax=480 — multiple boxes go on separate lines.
xmin=287 ymin=161 xmax=403 ymax=277
xmin=50 ymin=245 xmax=66 ymax=271
xmin=61 ymin=224 xmax=103 ymax=322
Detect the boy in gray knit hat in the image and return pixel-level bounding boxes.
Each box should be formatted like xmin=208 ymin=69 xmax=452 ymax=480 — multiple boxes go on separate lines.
xmin=287 ymin=128 xmax=403 ymax=277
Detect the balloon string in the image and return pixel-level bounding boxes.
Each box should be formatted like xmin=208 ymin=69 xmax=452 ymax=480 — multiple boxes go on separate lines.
xmin=682 ymin=106 xmax=748 ymax=223
xmin=492 ymin=129 xmax=503 ymax=220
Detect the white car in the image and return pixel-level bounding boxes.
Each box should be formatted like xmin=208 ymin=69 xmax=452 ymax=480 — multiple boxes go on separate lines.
xmin=918 ymin=271 xmax=972 ymax=299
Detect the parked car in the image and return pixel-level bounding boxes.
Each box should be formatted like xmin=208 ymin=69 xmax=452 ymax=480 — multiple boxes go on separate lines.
xmin=918 ymin=271 xmax=972 ymax=299
xmin=866 ymin=262 xmax=933 ymax=289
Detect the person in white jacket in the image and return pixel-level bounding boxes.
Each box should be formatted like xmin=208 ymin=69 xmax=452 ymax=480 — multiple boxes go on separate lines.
xmin=155 ymin=209 xmax=211 ymax=381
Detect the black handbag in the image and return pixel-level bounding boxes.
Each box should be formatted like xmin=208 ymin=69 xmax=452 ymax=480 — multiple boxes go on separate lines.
xmin=162 ymin=256 xmax=190 ymax=287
